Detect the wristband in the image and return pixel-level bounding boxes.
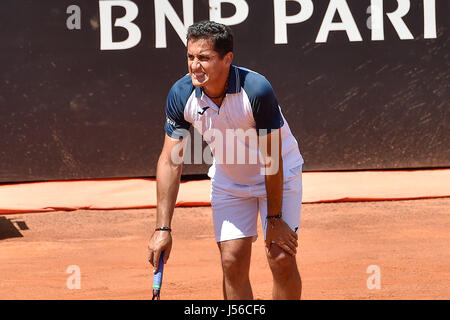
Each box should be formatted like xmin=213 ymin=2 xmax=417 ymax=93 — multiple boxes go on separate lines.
xmin=155 ymin=227 xmax=172 ymax=232
xmin=266 ymin=213 xmax=282 ymax=220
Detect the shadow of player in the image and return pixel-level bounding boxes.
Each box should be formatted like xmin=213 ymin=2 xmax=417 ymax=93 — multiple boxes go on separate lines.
xmin=0 ymin=216 xmax=29 ymax=240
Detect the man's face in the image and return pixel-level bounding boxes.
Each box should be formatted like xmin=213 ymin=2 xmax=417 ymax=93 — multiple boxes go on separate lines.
xmin=187 ymin=38 xmax=231 ymax=88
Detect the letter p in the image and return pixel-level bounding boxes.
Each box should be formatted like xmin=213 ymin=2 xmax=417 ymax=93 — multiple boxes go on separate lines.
xmin=274 ymin=0 xmax=314 ymax=44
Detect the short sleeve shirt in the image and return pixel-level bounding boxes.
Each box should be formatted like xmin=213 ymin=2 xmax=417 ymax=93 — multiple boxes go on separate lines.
xmin=164 ymin=65 xmax=303 ymax=185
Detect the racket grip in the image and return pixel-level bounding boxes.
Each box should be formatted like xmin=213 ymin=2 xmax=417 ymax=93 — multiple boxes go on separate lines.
xmin=152 ymin=252 xmax=165 ymax=290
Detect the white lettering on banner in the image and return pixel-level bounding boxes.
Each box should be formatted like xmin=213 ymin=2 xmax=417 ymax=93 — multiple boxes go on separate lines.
xmin=273 ymin=0 xmax=314 ymax=44
xmin=369 ymin=0 xmax=436 ymax=41
xmin=209 ymin=0 xmax=249 ymax=26
xmin=367 ymin=2 xmax=384 ymax=40
xmin=385 ymin=0 xmax=414 ymax=40
xmin=97 ymin=0 xmax=439 ymax=50
xmin=154 ymin=0 xmax=194 ymax=48
xmin=99 ymin=0 xmax=141 ymax=50
xmin=66 ymin=5 xmax=81 ymax=30
xmin=316 ymin=0 xmax=363 ymax=43
xmin=423 ymin=0 xmax=437 ymax=39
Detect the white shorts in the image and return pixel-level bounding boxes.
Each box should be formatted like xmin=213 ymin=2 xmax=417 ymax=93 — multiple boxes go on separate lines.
xmin=210 ymin=165 xmax=303 ymax=243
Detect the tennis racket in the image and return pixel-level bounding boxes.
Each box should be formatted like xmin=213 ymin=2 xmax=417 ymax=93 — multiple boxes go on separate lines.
xmin=152 ymin=252 xmax=165 ymax=300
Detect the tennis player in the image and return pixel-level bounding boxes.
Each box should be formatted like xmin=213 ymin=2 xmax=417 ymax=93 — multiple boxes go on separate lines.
xmin=148 ymin=20 xmax=304 ymax=300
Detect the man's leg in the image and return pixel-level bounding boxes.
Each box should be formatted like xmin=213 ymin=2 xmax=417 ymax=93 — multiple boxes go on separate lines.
xmin=258 ymin=165 xmax=303 ymax=299
xmin=217 ymin=237 xmax=253 ymax=300
xmin=266 ymin=244 xmax=302 ymax=299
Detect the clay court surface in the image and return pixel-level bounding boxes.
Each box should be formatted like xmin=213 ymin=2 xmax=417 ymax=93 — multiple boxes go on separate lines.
xmin=0 ymin=197 xmax=449 ymax=300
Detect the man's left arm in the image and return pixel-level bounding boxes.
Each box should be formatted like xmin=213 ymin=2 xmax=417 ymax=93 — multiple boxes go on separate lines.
xmin=259 ymin=129 xmax=298 ymax=256
xmin=260 ymin=128 xmax=283 ymax=216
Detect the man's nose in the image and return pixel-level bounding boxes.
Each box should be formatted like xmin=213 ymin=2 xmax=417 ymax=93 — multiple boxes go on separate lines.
xmin=191 ymin=59 xmax=202 ymax=70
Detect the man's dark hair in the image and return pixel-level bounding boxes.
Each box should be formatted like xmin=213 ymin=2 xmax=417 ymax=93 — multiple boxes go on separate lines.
xmin=187 ymin=20 xmax=234 ymax=58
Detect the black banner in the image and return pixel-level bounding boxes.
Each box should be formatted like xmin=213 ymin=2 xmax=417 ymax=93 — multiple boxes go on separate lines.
xmin=0 ymin=0 xmax=448 ymax=182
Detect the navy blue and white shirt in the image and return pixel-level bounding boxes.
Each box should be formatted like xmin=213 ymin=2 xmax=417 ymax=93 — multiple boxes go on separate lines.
xmin=164 ymin=65 xmax=303 ymax=186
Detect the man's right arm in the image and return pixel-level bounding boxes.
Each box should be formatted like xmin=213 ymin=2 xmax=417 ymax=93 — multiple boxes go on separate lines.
xmin=156 ymin=134 xmax=185 ymax=228
xmin=148 ymin=133 xmax=187 ymax=272
xmin=149 ymin=75 xmax=193 ymax=271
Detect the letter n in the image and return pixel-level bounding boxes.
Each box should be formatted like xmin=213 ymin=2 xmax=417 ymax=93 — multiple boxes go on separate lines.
xmin=154 ymin=0 xmax=194 ymax=48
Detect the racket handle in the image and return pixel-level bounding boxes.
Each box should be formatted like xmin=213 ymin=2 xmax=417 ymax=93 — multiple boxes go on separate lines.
xmin=153 ymin=252 xmax=165 ymax=290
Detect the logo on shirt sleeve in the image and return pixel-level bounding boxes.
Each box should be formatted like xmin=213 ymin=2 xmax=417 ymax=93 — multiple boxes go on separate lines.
xmin=166 ymin=117 xmax=176 ymax=126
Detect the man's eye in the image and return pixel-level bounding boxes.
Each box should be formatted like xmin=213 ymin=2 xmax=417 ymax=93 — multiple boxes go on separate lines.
xmin=187 ymin=55 xmax=210 ymax=61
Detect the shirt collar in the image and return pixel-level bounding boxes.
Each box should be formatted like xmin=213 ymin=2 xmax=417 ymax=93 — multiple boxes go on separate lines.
xmin=227 ymin=65 xmax=241 ymax=94
xmin=194 ymin=65 xmax=241 ymax=99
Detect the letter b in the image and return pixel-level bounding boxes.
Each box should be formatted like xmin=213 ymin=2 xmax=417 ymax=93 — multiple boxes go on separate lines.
xmin=99 ymin=0 xmax=142 ymax=50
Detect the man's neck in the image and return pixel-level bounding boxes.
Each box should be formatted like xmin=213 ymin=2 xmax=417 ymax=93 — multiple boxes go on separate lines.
xmin=203 ymin=69 xmax=230 ymax=99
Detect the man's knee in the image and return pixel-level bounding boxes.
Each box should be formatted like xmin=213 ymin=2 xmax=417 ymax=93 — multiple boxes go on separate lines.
xmin=221 ymin=253 xmax=248 ymax=281
xmin=266 ymin=245 xmax=298 ymax=279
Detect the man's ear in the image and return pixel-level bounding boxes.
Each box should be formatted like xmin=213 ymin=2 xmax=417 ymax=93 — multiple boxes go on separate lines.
xmin=224 ymin=52 xmax=233 ymax=66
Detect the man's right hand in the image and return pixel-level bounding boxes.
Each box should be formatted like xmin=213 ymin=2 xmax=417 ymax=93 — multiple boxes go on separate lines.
xmin=148 ymin=230 xmax=172 ymax=273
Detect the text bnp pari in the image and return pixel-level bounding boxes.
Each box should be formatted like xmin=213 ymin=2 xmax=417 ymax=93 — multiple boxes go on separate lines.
xmin=66 ymin=0 xmax=439 ymax=50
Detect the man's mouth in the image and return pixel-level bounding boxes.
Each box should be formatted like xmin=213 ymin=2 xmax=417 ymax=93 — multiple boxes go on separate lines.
xmin=192 ymin=72 xmax=207 ymax=84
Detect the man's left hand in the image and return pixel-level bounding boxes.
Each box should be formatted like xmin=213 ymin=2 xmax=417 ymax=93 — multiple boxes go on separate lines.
xmin=265 ymin=218 xmax=298 ymax=256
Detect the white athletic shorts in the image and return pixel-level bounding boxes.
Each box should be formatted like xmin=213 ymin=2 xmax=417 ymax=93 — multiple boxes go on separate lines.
xmin=210 ymin=165 xmax=303 ymax=243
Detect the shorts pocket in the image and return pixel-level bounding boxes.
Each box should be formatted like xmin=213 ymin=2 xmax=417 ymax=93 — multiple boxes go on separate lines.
xmin=284 ymin=164 xmax=302 ymax=181
xmin=289 ymin=164 xmax=303 ymax=175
